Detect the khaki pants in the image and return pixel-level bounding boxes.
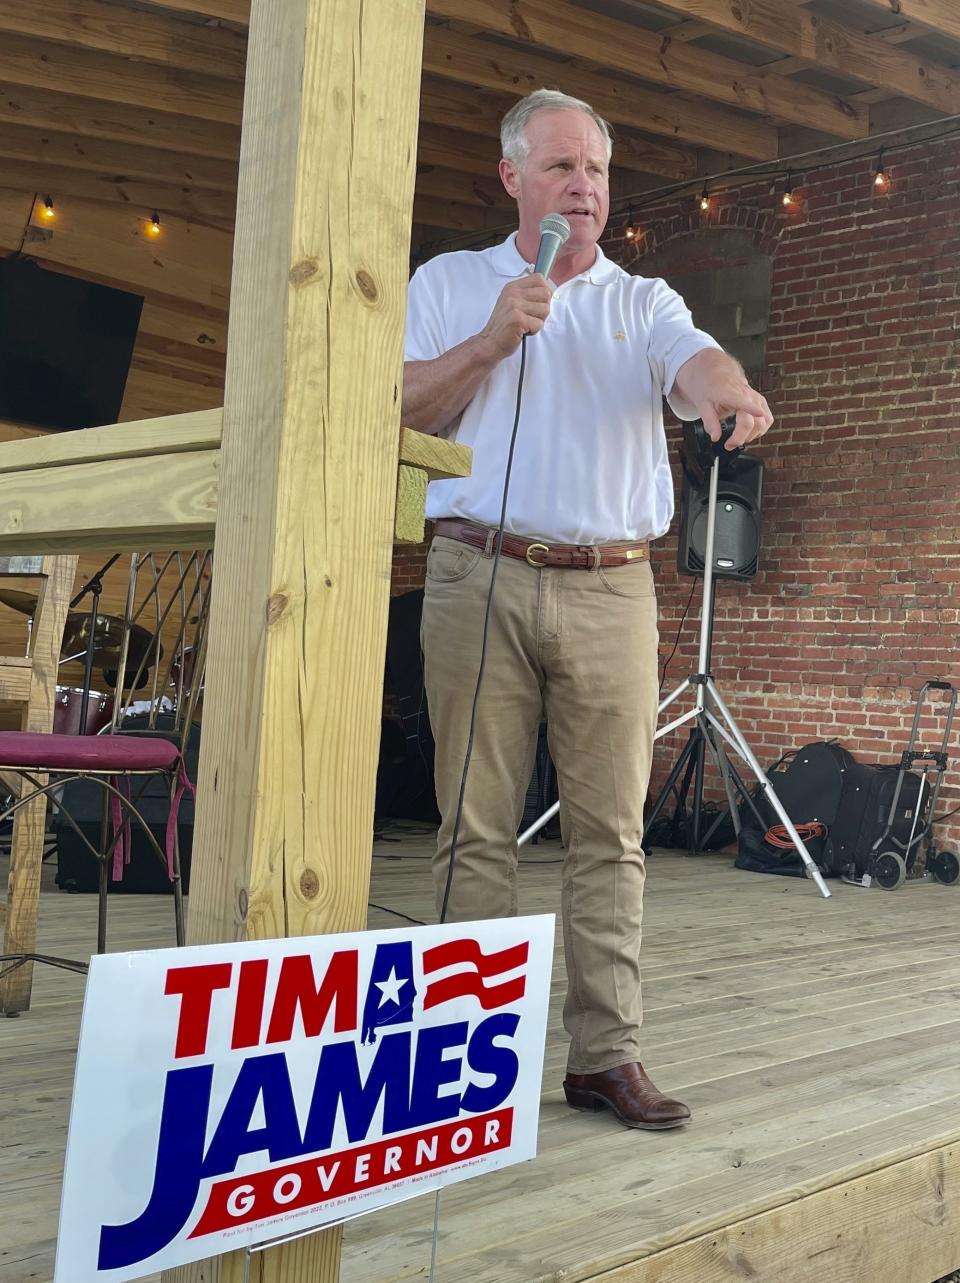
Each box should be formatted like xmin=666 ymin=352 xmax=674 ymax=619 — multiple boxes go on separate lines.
xmin=422 ymin=535 xmax=659 ymax=1074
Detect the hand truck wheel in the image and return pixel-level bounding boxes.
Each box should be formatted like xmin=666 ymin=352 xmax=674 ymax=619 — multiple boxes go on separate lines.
xmin=874 ymin=851 xmax=907 ymax=890
xmin=929 ymin=849 xmax=960 ymax=886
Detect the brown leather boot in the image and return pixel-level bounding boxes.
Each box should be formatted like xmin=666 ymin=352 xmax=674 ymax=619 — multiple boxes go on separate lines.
xmin=563 ymin=1062 xmax=691 ymax=1130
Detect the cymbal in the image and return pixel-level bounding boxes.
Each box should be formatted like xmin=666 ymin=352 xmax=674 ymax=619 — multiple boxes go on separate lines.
xmin=0 ymin=589 xmax=157 ymax=669
xmin=0 ymin=589 xmax=41 ymax=616
xmin=61 ymin=614 xmax=155 ymax=664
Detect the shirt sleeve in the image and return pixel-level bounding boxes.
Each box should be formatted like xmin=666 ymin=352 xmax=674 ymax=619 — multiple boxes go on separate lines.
xmin=646 ymin=279 xmax=723 ymax=422
xmin=404 ymin=261 xmax=447 ymax=362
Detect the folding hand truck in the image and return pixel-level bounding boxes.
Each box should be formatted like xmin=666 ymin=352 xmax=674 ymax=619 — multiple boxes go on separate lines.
xmin=852 ymin=680 xmax=959 ymax=890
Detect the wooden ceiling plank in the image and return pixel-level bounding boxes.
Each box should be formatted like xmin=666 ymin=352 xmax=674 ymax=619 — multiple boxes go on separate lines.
xmin=658 ymin=20 xmax=716 ymax=42
xmin=422 ymin=26 xmax=778 ymax=158
xmin=419 ymin=81 xmax=700 ymax=178
xmin=415 ymin=165 xmax=514 ymax=208
xmin=0 ymin=0 xmax=246 ymax=81
xmin=134 ymin=0 xmax=251 ymax=23
xmin=856 ymin=0 xmax=960 ymax=46
xmin=0 ymin=121 xmax=238 ymax=191
xmin=0 ymin=164 xmax=236 ymax=227
xmin=426 ymin=0 xmax=866 ymax=138
xmin=0 ymin=85 xmax=240 ymax=160
xmin=650 ymin=0 xmax=960 ymax=114
xmin=0 ymin=32 xmax=242 ymax=124
xmin=413 ymin=193 xmax=506 ymax=231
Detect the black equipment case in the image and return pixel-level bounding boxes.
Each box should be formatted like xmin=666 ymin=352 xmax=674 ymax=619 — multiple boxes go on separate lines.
xmin=824 ymin=764 xmax=925 ymax=882
xmin=735 ymin=741 xmax=851 ymax=878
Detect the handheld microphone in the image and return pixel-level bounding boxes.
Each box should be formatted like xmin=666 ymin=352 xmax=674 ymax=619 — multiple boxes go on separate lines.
xmin=533 ymin=213 xmax=571 ymax=281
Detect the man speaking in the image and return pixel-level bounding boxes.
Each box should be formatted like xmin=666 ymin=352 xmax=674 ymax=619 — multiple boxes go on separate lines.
xmin=402 ymin=89 xmax=772 ymax=1130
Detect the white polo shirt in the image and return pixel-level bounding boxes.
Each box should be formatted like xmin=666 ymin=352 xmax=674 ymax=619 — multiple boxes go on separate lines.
xmin=404 ymin=234 xmax=721 ymax=544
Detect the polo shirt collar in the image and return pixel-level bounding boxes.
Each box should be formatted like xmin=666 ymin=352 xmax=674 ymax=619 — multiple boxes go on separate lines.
xmin=488 ymin=233 xmax=620 ymax=285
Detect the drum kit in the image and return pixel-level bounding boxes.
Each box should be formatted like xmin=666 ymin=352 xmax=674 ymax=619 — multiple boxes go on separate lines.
xmin=0 ymin=587 xmax=175 ymax=737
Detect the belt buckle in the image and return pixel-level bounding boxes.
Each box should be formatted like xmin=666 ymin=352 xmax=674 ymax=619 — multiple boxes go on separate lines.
xmin=525 ymin=542 xmax=549 ymax=567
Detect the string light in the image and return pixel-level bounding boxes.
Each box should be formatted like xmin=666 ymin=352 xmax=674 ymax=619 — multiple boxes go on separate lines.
xmin=782 ymin=170 xmax=795 ymax=207
xmin=147 ymin=210 xmax=161 ymax=237
xmin=40 ymin=195 xmax=55 ymax=221
xmin=418 ymin=115 xmax=960 ymax=263
xmin=624 ymin=208 xmax=637 ymax=240
xmin=874 ymin=148 xmax=888 ymax=190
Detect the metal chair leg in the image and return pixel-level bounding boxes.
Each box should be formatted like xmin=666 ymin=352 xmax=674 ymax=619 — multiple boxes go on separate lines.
xmin=170 ymin=823 xmax=186 ymax=947
xmin=97 ymin=791 xmax=110 ymax=953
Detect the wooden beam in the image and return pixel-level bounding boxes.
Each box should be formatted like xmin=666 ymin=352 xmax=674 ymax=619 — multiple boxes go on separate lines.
xmin=414 ymin=193 xmax=502 ymax=230
xmin=0 ymin=85 xmax=241 ymax=161
xmin=394 ymin=466 xmax=430 ymax=544
xmin=399 ymin=426 xmax=471 ymax=481
xmin=161 ymin=9 xmax=425 ymax=1283
xmin=0 ymin=554 xmax=77 ymax=1015
xmin=0 ymin=0 xmax=247 ymax=81
xmin=416 ymin=164 xmax=513 ymax=208
xmin=0 ymin=669 xmax=32 ymax=702
xmin=422 ymin=26 xmax=778 ymax=158
xmin=856 ymin=0 xmax=960 ymax=46
xmin=136 ymin=0 xmax=251 ymax=22
xmin=0 ymin=32 xmax=242 ymax=124
xmin=420 ymin=80 xmax=698 ymax=179
xmin=593 ymin=1139 xmax=960 ymax=1283
xmin=0 ymin=122 xmax=238 ymax=191
xmin=650 ymin=0 xmax=960 ymax=115
xmin=418 ymin=122 xmax=504 ymax=177
xmin=657 ymin=19 xmax=716 ymax=42
xmin=760 ymin=12 xmax=938 ymax=97
xmin=0 ymin=409 xmax=466 ymax=482
xmin=426 ymin=0 xmax=867 ymax=139
xmin=420 ymin=79 xmax=701 ymax=179
xmin=0 ymin=410 xmax=222 ymax=473
xmin=0 ymin=451 xmax=219 ymax=553
xmin=0 ymin=165 xmax=237 ymax=228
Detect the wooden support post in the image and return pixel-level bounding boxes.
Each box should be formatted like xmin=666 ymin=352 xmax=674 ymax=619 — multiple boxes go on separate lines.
xmin=395 ymin=464 xmax=430 ymax=544
xmin=163 ymin=0 xmax=425 ymax=1281
xmin=0 ymin=554 xmax=78 ymax=1013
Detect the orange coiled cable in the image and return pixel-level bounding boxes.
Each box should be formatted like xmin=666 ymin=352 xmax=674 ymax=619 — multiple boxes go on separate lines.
xmin=764 ymin=821 xmax=827 ymax=849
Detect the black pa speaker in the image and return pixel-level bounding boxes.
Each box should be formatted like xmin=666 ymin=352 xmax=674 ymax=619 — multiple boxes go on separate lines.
xmin=54 ymin=715 xmax=199 ymax=895
xmin=677 ymin=450 xmax=764 ymax=581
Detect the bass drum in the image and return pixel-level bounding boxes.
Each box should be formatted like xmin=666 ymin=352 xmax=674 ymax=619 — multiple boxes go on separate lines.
xmin=53 ymin=686 xmax=114 ymax=736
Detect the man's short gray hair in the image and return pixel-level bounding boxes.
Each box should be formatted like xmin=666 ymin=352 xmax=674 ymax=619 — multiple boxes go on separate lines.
xmin=500 ymin=89 xmax=613 ymax=169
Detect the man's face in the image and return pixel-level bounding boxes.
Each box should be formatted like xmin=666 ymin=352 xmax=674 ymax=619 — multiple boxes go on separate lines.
xmin=500 ymin=109 xmax=611 ymax=258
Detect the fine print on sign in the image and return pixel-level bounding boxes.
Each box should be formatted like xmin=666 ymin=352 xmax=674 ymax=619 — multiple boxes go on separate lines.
xmin=55 ymin=916 xmax=554 ymax=1283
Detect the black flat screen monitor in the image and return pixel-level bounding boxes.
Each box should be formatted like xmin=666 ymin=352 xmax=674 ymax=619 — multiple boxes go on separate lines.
xmin=0 ymin=256 xmax=143 ymax=430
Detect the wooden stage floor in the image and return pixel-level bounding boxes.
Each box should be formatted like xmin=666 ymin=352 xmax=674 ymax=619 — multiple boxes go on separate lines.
xmin=2 ymin=837 xmax=960 ymax=1283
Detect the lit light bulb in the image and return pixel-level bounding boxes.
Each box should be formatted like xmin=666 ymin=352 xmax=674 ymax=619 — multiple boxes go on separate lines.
xmin=147 ymin=210 xmax=161 ymax=237
xmin=698 ymin=184 xmax=710 ymax=212
xmin=40 ymin=196 xmax=55 ymax=220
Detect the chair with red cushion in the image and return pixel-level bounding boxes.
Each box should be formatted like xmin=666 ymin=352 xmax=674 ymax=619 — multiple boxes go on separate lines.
xmin=0 ymin=550 xmax=211 ymax=960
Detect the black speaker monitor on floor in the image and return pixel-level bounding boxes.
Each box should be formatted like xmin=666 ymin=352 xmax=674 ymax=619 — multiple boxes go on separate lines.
xmin=676 ymin=421 xmax=763 ymax=581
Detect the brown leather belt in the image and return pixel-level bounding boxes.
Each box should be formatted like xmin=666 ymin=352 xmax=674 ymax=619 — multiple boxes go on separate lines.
xmin=433 ymin=518 xmax=649 ymax=570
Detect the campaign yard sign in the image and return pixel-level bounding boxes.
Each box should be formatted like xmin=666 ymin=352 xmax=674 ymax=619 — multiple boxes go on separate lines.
xmin=55 ymin=916 xmax=554 ymax=1283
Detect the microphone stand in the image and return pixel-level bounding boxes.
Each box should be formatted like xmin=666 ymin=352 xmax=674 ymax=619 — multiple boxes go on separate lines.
xmin=518 ymin=427 xmax=831 ymax=900
xmin=68 ymin=555 xmax=121 ymax=734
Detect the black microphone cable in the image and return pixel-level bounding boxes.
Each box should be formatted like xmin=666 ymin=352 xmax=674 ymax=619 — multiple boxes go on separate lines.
xmin=438 ymin=333 xmax=530 ymax=924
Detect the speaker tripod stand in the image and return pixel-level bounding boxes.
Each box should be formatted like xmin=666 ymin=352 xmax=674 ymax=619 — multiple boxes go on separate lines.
xmin=518 ymin=427 xmax=831 ymax=900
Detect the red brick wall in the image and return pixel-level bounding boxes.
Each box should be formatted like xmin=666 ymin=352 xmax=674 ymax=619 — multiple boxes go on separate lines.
xmin=394 ymin=135 xmax=960 ymax=855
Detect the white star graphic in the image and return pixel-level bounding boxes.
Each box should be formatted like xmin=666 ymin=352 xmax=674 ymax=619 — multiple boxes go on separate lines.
xmin=374 ymin=967 xmax=407 ymax=1009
